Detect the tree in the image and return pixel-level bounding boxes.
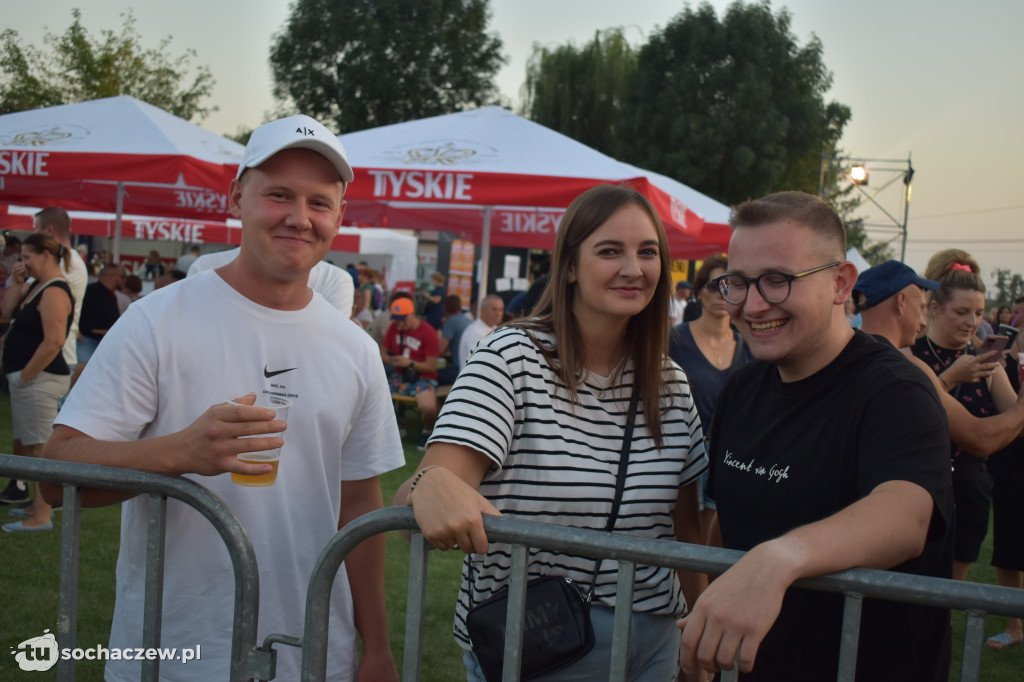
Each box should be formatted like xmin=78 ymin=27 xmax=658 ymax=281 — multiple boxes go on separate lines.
xmin=991 ymin=269 xmax=1024 ymax=307
xmin=521 ymin=29 xmax=637 ymax=155
xmin=623 ymin=1 xmax=850 ymax=206
xmin=270 ymin=0 xmax=505 ymax=133
xmin=0 ymin=9 xmax=215 ymax=121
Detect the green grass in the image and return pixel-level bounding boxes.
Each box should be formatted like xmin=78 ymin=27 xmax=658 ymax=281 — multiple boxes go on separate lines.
xmin=1 ymin=394 xmax=1021 ymax=680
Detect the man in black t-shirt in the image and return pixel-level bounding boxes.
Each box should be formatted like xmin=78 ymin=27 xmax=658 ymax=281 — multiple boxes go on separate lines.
xmin=77 ymin=264 xmax=123 ymax=362
xmin=678 ymin=193 xmax=953 ymax=682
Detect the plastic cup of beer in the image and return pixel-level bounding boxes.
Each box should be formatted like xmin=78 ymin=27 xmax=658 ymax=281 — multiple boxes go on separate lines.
xmin=228 ymin=395 xmax=292 ymax=487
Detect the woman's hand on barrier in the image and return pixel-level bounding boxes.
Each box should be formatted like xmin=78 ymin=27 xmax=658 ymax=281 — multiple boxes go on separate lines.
xmin=406 ymin=446 xmax=499 ymax=555
xmin=173 ymin=394 xmax=285 ymax=477
xmin=943 ymin=352 xmax=999 ymax=387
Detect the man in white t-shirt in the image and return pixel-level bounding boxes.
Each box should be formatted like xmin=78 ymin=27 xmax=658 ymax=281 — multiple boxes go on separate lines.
xmin=43 ymin=115 xmax=403 ymax=681
xmin=189 ymin=245 xmax=354 ymax=315
xmin=457 ymin=294 xmax=505 ymax=370
xmin=174 ymin=244 xmax=200 ymax=274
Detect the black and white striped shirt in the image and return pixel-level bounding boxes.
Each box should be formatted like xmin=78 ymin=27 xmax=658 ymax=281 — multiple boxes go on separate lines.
xmin=428 ymin=326 xmax=707 ymax=647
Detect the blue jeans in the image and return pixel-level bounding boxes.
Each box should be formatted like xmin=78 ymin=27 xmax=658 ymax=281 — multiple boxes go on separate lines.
xmin=76 ymin=336 xmax=100 ymax=363
xmin=462 ymin=604 xmax=679 ymax=681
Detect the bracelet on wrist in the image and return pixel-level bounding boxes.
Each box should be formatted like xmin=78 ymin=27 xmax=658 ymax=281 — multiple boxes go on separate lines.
xmin=408 ymin=465 xmax=441 ymax=499
xmin=938 ymin=373 xmax=951 ymax=391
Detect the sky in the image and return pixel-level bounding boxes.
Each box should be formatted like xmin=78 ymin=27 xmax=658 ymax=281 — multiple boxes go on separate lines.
xmin=5 ymin=0 xmax=1024 ymax=287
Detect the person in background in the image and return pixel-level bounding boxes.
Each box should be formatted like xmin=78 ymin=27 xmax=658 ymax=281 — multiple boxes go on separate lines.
xmin=33 ymin=207 xmax=88 ymax=375
xmin=1 ymin=233 xmax=74 ymax=532
xmin=910 ymin=251 xmax=1011 ymax=581
xmin=381 ymin=293 xmax=440 ymax=450
xmin=457 ymin=295 xmax=504 ymax=370
xmin=142 ymin=250 xmax=165 ymax=281
xmin=424 ymin=271 xmax=447 ymax=329
xmin=1 ymin=234 xmax=22 ymax=275
xmin=357 ymin=267 xmax=376 ymax=313
xmin=438 ymin=294 xmax=471 ymax=385
xmin=857 ymin=259 xmax=1024 ymax=651
xmin=910 ymin=250 xmax=1024 ymax=649
xmin=43 ymin=114 xmax=403 ymax=680
xmin=669 ymin=255 xmax=752 ymax=541
xmin=0 ymin=207 xmax=88 ymax=509
xmin=175 ymin=245 xmax=201 ymax=273
xmin=116 ymin=274 xmax=143 ymax=314
xmin=351 ymin=281 xmax=373 ymax=330
xmin=396 ymin=184 xmax=707 ymax=680
xmin=189 ymin=247 xmax=354 ymax=316
xmin=679 ymin=191 xmax=952 ymax=681
xmin=77 ymin=264 xmax=123 ymax=362
xmin=670 ymin=280 xmax=690 ymax=327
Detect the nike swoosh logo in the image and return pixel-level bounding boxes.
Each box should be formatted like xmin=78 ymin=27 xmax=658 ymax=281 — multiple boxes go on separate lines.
xmin=264 ymin=365 xmax=297 ymax=378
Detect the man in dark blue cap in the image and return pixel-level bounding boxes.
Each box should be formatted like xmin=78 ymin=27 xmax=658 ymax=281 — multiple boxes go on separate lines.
xmin=855 ymin=260 xmax=939 ymax=348
xmin=859 ymin=260 xmax=1024 ymax=462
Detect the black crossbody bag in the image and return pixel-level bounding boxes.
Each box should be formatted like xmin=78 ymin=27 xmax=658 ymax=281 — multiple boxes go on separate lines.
xmin=465 ymin=391 xmax=640 ymax=682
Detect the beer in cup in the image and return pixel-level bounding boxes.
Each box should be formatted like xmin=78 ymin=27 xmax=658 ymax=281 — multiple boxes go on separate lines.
xmin=228 ymin=394 xmax=292 ymax=487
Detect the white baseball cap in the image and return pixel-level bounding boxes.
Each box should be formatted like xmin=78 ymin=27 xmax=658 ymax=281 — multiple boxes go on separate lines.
xmin=236 ymin=114 xmax=354 ymax=183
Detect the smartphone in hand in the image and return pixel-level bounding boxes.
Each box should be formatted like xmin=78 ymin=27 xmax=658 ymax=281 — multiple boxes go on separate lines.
xmin=978 ymin=335 xmax=1009 ymax=359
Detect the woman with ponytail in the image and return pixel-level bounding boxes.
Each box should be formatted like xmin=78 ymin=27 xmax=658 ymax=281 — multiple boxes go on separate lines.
xmin=1 ymin=233 xmax=74 ymax=533
xmin=909 ymin=249 xmax=1024 ymax=647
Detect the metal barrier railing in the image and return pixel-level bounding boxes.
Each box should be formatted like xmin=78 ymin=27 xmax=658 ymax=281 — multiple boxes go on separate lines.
xmin=6 ymin=453 xmax=1024 ymax=682
xmin=296 ymin=506 xmax=1024 ymax=682
xmin=0 ymin=454 xmax=273 ymax=682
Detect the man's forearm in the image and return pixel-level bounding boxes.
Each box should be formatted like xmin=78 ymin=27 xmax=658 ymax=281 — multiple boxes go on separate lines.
xmin=757 ymin=479 xmax=932 ymax=582
xmin=339 ymin=478 xmax=395 ymax=658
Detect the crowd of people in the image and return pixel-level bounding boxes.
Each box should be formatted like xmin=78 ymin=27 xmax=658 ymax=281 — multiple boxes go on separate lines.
xmin=0 ymin=111 xmax=1019 ymax=681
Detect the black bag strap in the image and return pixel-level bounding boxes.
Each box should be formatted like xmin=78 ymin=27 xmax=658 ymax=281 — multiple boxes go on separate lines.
xmin=582 ymin=389 xmax=640 ymax=597
xmin=466 ymin=388 xmax=641 ymax=604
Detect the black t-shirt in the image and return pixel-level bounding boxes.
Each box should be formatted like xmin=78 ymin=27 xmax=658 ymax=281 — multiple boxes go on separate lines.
xmin=79 ymin=281 xmax=120 ymax=340
xmin=708 ymin=330 xmax=953 ymax=682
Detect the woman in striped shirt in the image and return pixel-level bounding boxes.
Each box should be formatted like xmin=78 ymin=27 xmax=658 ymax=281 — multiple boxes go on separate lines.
xmin=396 ymin=184 xmax=708 ymax=681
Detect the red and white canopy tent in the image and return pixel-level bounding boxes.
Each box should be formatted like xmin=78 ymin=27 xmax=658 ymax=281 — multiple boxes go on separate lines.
xmin=0 ymin=95 xmax=243 ymax=259
xmin=337 ymin=106 xmax=732 ymax=289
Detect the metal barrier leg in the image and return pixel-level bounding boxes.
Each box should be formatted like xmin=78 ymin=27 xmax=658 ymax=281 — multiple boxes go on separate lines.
xmin=56 ymin=484 xmax=82 ymax=682
xmin=401 ymin=533 xmax=429 ymax=682
xmin=720 ymin=662 xmax=740 ymax=682
xmin=141 ymin=493 xmax=167 ymax=682
xmin=836 ymin=592 xmax=863 ymax=682
xmin=501 ymin=544 xmax=529 ymax=682
xmin=960 ymin=609 xmax=987 ymax=682
xmin=608 ymin=561 xmax=635 ymax=682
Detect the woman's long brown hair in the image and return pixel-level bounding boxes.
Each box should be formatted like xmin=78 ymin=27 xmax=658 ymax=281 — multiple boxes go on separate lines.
xmin=510 ymin=184 xmax=675 ymax=448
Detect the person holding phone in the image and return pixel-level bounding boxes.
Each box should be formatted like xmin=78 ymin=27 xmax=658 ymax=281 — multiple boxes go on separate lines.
xmin=910 ymin=250 xmax=1021 ymax=587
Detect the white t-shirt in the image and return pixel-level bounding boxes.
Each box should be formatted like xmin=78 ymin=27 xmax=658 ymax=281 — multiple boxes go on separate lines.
xmin=456 ymin=318 xmax=494 ymax=369
xmin=61 ymin=247 xmax=88 ymax=366
xmin=174 ymin=252 xmax=198 ymax=273
xmin=56 ymin=271 xmax=404 ymax=681
xmin=429 ymin=326 xmax=707 ymax=648
xmin=188 ymin=247 xmax=354 ymax=316
xmin=669 ymin=296 xmax=686 ymax=327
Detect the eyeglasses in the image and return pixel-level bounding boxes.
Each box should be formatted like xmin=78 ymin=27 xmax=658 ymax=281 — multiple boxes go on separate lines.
xmin=712 ymin=262 xmax=842 ymax=305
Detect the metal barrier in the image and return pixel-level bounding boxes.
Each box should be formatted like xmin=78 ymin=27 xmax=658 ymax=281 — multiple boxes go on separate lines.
xmin=6 ymin=452 xmax=1024 ymax=682
xmin=0 ymin=454 xmax=272 ymax=682
xmin=298 ymin=506 xmax=1024 ymax=682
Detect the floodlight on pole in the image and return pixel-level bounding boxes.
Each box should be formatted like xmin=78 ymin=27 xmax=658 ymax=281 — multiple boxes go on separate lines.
xmin=818 ymin=152 xmax=914 ymax=262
